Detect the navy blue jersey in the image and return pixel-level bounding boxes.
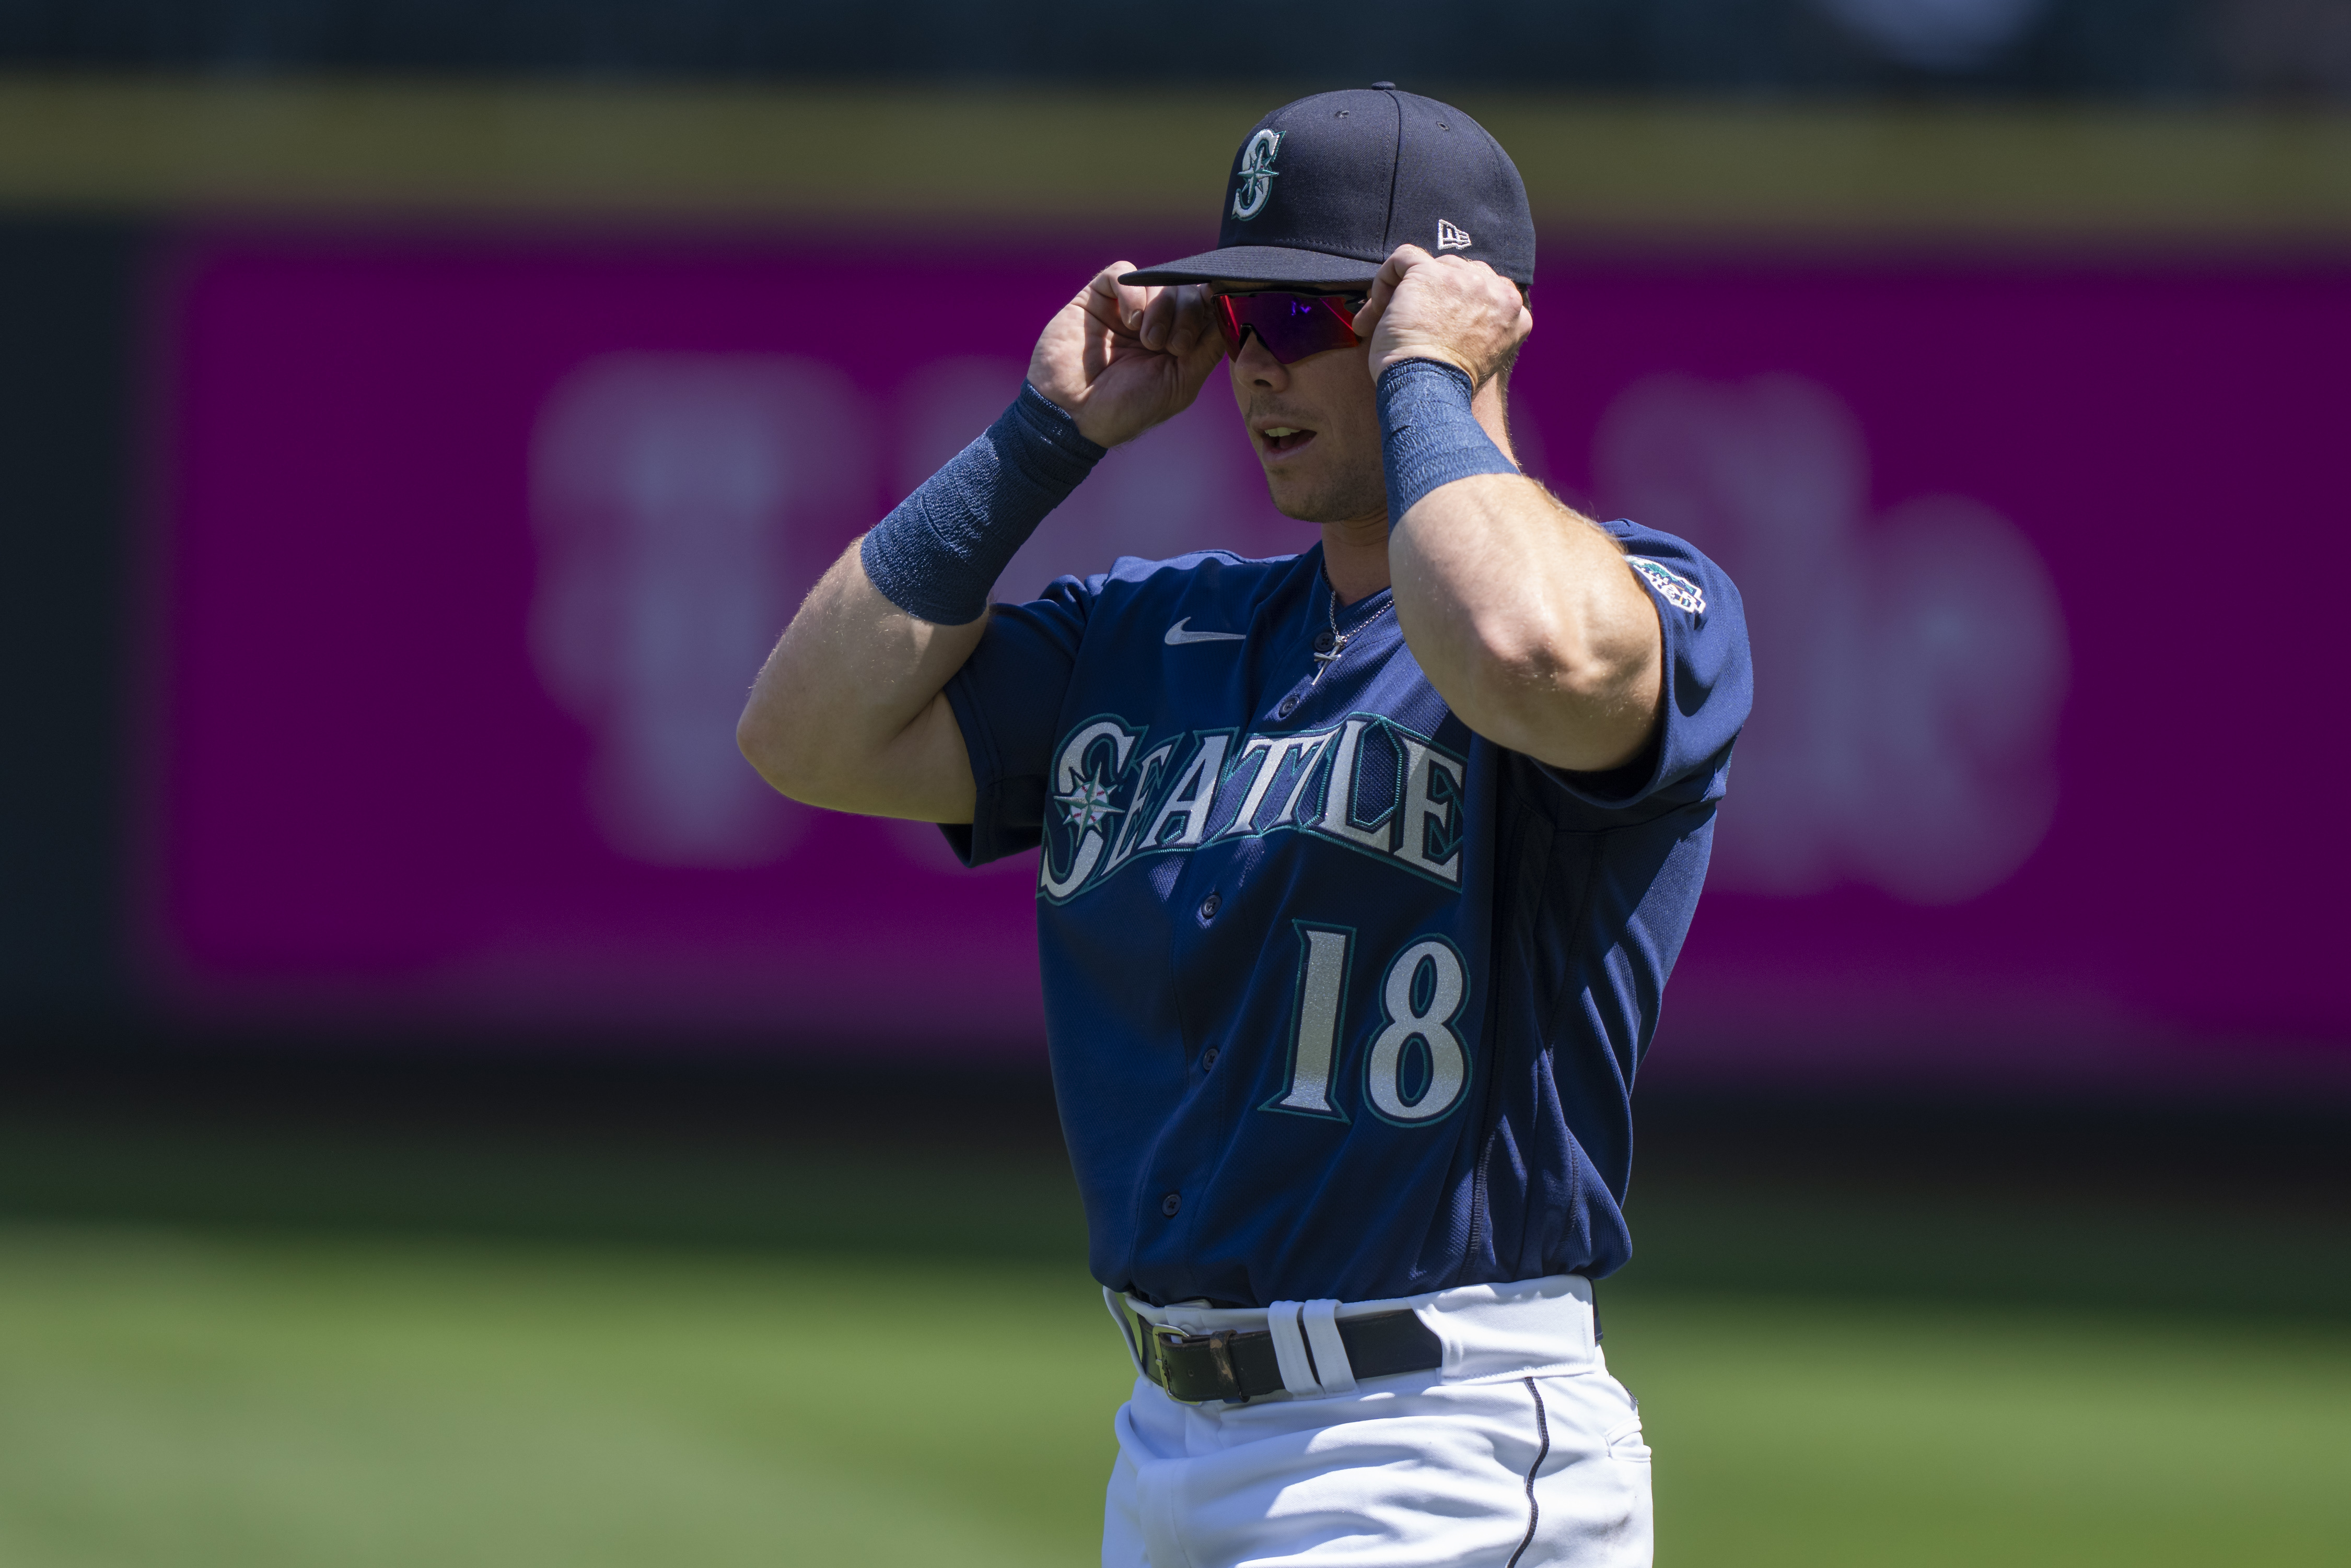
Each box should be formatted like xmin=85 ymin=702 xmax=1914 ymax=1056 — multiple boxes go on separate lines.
xmin=942 ymin=521 xmax=1750 ymax=1307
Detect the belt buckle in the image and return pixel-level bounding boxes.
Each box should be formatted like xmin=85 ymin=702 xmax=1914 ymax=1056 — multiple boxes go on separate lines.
xmin=1149 ymin=1323 xmax=1248 ymax=1405
xmin=1147 ymin=1324 xmax=1204 ymax=1402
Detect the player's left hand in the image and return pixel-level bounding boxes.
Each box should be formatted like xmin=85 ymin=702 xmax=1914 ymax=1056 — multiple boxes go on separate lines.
xmin=1353 ymin=246 xmax=1531 ymax=388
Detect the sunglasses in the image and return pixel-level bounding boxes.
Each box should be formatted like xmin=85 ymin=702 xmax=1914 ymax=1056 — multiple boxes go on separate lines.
xmin=1209 ymin=290 xmax=1367 ymax=365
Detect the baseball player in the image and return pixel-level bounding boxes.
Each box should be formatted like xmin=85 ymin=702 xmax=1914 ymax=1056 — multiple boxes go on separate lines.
xmin=739 ymin=84 xmax=1750 ymax=1568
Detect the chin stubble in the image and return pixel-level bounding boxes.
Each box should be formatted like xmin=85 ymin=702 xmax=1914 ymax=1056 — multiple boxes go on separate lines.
xmin=1264 ymin=449 xmax=1388 ymax=526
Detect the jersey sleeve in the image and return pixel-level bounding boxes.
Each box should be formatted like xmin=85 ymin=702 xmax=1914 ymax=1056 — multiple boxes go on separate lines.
xmin=937 ymin=574 xmax=1097 ymax=865
xmin=1548 ymin=520 xmax=1753 ymax=810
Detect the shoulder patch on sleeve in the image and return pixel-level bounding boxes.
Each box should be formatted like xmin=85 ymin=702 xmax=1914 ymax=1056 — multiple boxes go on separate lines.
xmin=1628 ymin=556 xmax=1706 ymax=615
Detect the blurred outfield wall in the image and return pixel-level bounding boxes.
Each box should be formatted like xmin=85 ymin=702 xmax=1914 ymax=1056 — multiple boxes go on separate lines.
xmin=4 ymin=79 xmax=2349 ymax=1091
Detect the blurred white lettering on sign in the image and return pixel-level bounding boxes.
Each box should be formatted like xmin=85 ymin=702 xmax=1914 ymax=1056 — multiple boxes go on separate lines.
xmin=1598 ymin=373 xmax=2068 ymax=905
xmin=531 ymin=355 xmax=870 ymax=867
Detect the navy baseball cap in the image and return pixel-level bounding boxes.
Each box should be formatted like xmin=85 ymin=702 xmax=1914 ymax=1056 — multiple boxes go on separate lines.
xmin=1123 ymin=84 xmax=1534 ymax=291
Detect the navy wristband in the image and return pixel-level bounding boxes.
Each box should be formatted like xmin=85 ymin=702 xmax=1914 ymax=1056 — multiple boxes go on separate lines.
xmin=860 ymin=382 xmax=1106 ymax=625
xmin=1377 ymin=358 xmax=1519 ymax=530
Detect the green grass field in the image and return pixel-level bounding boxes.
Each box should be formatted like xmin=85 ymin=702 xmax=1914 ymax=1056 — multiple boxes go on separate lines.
xmin=3 ymin=1222 xmax=2346 ymax=1567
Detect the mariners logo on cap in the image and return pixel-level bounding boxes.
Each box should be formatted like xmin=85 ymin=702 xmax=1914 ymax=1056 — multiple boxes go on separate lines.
xmin=1231 ymin=130 xmax=1283 ymax=221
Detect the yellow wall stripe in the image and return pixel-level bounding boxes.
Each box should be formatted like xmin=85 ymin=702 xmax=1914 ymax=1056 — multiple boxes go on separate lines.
xmin=0 ymin=77 xmax=2347 ymax=243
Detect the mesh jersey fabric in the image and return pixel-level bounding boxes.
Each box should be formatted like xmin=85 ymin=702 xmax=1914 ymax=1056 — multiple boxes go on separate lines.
xmin=940 ymin=524 xmax=1750 ymax=1307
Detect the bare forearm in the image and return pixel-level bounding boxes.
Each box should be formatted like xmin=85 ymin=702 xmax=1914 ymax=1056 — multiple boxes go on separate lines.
xmin=736 ymin=541 xmax=981 ymax=821
xmin=735 ymin=263 xmax=1218 ymax=822
xmin=1391 ymin=475 xmax=1662 ymax=773
xmin=1349 ymin=245 xmax=1662 ymax=770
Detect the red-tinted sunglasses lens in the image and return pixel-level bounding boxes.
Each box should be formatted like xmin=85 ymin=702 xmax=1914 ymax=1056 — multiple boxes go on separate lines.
xmin=1212 ymin=292 xmax=1363 ymax=364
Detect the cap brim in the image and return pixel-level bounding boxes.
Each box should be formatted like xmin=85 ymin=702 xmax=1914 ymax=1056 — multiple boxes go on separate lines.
xmin=1121 ymin=245 xmax=1380 ymax=289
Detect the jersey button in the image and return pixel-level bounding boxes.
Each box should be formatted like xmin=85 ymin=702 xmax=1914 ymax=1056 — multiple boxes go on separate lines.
xmin=1311 ymin=630 xmax=1336 ymax=653
xmin=1276 ymin=695 xmax=1299 ymax=719
xmin=1198 ymin=892 xmax=1221 ymax=920
xmin=1160 ymin=1192 xmax=1182 ymax=1218
xmin=1202 ymin=1047 xmax=1220 ymax=1071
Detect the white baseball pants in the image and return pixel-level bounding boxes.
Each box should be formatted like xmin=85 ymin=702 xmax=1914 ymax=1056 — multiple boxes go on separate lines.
xmin=1101 ymin=1274 xmax=1652 ymax=1568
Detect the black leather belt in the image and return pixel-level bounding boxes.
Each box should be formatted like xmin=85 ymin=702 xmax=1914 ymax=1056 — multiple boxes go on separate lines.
xmin=1124 ymin=1307 xmax=1443 ymax=1405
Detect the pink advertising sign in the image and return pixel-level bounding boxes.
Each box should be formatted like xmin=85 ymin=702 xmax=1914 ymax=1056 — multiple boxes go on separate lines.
xmin=153 ymin=232 xmax=2351 ymax=1081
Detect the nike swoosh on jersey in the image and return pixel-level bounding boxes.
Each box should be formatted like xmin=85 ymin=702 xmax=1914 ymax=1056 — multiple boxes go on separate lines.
xmin=1164 ymin=618 xmax=1248 ymax=646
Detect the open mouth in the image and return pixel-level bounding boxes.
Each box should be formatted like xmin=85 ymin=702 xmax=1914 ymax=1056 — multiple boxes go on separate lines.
xmin=1259 ymin=425 xmax=1318 ymax=455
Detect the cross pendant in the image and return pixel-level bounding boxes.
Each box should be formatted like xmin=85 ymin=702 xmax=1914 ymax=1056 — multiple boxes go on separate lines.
xmin=1310 ymin=636 xmax=1348 ymax=684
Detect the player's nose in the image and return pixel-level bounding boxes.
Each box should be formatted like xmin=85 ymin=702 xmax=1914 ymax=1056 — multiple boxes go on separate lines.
xmin=1230 ymin=330 xmax=1290 ymax=389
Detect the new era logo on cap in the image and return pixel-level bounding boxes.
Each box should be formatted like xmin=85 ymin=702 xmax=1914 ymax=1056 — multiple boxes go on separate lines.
xmin=1437 ymin=219 xmax=1472 ymax=251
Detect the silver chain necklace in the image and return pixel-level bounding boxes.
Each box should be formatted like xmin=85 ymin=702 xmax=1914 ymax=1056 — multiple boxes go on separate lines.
xmin=1311 ymin=568 xmax=1393 ymax=684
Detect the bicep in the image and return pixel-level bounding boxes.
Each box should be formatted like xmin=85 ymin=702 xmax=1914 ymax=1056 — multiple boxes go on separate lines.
xmin=1396 ymin=484 xmax=1668 ymax=773
xmin=796 ymin=688 xmax=977 ymax=824
xmin=811 ymin=578 xmax=1092 ymax=827
xmin=1520 ymin=570 xmax=1663 ymax=774
xmin=1539 ymin=537 xmax=1752 ymax=809
xmin=766 ymin=573 xmax=1088 ymax=839
xmin=874 ymin=690 xmax=981 ymax=823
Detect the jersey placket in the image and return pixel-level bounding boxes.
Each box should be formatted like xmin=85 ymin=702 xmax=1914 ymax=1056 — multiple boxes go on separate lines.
xmin=1125 ymin=567 xmax=1326 ymax=1300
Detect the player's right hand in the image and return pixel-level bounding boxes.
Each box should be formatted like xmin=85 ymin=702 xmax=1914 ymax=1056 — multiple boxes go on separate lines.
xmin=1029 ymin=264 xmax=1224 ymax=448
